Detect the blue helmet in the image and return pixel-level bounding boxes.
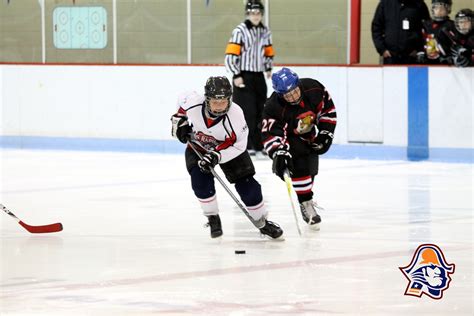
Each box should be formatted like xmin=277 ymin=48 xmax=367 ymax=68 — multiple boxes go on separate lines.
xmin=272 ymin=68 xmax=300 ymax=95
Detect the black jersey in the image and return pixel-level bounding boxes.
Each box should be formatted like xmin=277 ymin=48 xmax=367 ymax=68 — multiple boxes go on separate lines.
xmin=422 ymin=19 xmax=454 ymax=63
xmin=261 ymin=78 xmax=337 ymax=158
xmin=441 ymin=26 xmax=474 ymax=66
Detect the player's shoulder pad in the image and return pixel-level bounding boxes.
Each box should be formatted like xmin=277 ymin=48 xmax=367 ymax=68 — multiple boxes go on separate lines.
xmin=441 ymin=19 xmax=455 ymax=30
xmin=263 ymin=92 xmax=283 ymax=116
xmin=228 ymin=101 xmax=245 ymax=116
xmin=235 ymin=22 xmax=248 ymax=33
xmin=300 ymin=78 xmax=325 ymax=91
xmin=265 ymin=92 xmax=279 ymax=107
xmin=176 ymin=91 xmax=204 ymax=111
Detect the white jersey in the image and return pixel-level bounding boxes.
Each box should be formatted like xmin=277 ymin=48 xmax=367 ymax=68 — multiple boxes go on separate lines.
xmin=175 ymin=91 xmax=249 ymax=164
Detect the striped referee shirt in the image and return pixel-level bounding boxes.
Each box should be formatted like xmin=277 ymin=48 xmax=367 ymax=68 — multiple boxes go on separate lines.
xmin=225 ymin=20 xmax=274 ymax=77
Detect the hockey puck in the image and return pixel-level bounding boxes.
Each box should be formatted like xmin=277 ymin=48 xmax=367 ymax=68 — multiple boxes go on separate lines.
xmin=235 ymin=250 xmax=246 ymax=254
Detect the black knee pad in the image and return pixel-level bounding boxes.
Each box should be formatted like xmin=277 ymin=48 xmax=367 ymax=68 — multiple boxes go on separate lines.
xmin=190 ymin=167 xmax=215 ymax=199
xmin=235 ymin=177 xmax=262 ymax=206
xmin=220 ymin=151 xmax=255 ymax=183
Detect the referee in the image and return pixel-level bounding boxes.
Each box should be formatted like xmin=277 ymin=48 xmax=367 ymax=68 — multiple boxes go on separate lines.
xmin=225 ymin=0 xmax=274 ymax=157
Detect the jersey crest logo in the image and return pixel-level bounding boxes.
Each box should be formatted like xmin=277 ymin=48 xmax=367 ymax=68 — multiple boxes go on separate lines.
xmin=294 ymin=111 xmax=316 ymax=134
xmin=399 ymin=244 xmax=455 ymax=299
xmin=195 ymin=131 xmax=219 ymax=151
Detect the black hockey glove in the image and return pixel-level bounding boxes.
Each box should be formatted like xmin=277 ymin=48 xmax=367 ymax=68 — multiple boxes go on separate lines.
xmin=311 ymin=130 xmax=334 ymax=155
xmin=416 ymin=51 xmax=426 ymax=64
xmin=451 ymin=46 xmax=469 ymax=67
xmin=198 ymin=151 xmax=220 ymax=173
xmin=171 ymin=114 xmax=192 ymax=144
xmin=272 ymin=149 xmax=293 ymax=180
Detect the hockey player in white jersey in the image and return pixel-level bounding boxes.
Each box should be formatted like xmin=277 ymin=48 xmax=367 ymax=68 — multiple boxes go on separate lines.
xmin=170 ymin=76 xmax=283 ymax=239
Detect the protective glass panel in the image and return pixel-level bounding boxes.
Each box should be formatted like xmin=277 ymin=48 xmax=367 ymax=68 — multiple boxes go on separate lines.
xmin=0 ymin=0 xmax=42 ymax=62
xmin=117 ymin=0 xmax=187 ymax=63
xmin=270 ymin=0 xmax=348 ymax=64
xmin=191 ymin=1 xmax=243 ymax=64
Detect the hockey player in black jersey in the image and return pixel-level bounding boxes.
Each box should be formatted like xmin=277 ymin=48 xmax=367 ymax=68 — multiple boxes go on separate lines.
xmin=441 ymin=9 xmax=474 ymax=67
xmin=417 ymin=0 xmax=455 ymax=64
xmin=262 ymin=68 xmax=337 ymax=230
xmin=170 ymin=76 xmax=283 ymax=240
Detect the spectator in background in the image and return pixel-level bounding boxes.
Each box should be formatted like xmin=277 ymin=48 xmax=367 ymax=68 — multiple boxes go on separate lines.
xmin=441 ymin=8 xmax=474 ymax=67
xmin=225 ymin=0 xmax=274 ymax=158
xmin=418 ymin=0 xmax=455 ymax=64
xmin=372 ymin=0 xmax=430 ymax=64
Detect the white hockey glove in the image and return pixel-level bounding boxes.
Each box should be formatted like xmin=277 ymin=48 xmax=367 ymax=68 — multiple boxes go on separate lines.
xmin=171 ymin=114 xmax=192 ymax=144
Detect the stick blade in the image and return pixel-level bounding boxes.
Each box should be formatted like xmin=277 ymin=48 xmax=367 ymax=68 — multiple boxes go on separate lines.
xmin=19 ymin=221 xmax=63 ymax=234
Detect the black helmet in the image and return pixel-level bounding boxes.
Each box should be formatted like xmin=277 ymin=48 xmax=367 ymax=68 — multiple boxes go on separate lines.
xmin=204 ymin=76 xmax=232 ymax=117
xmin=432 ymin=0 xmax=452 ymax=5
xmin=246 ymin=0 xmax=264 ymax=14
xmin=431 ymin=0 xmax=452 ymax=21
xmin=455 ymin=9 xmax=473 ymax=35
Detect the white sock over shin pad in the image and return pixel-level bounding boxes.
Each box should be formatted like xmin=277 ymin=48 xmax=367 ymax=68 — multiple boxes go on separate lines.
xmin=247 ymin=200 xmax=268 ymax=223
xmin=198 ymin=195 xmax=219 ymax=216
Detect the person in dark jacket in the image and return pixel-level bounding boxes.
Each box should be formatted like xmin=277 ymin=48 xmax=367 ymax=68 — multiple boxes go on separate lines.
xmin=441 ymin=8 xmax=474 ymax=67
xmin=417 ymin=0 xmax=455 ymax=64
xmin=372 ymin=0 xmax=430 ymax=64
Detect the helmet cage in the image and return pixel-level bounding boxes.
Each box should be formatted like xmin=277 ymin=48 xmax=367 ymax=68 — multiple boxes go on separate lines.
xmin=455 ymin=10 xmax=472 ymax=35
xmin=205 ymin=97 xmax=231 ymax=117
xmin=282 ymin=87 xmax=302 ymax=105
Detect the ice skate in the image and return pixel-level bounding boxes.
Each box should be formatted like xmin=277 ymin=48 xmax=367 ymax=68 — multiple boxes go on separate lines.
xmin=206 ymin=215 xmax=223 ymax=238
xmin=299 ymin=200 xmax=322 ymax=230
xmin=259 ymin=220 xmax=284 ymax=240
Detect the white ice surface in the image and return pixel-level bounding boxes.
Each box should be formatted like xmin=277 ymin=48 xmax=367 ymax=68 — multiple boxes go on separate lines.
xmin=0 ymin=149 xmax=472 ymax=315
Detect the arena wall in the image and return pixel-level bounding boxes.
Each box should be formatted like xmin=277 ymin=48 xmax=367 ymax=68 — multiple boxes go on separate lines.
xmin=0 ymin=65 xmax=472 ymax=162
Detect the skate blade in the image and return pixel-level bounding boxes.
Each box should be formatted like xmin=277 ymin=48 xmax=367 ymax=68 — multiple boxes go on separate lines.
xmin=261 ymin=234 xmax=285 ymax=241
xmin=308 ymin=223 xmax=320 ymax=231
xmin=211 ymin=235 xmax=223 ymax=242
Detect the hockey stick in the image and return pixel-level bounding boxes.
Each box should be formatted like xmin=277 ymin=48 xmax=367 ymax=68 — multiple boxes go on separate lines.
xmin=1 ymin=203 xmax=63 ymax=234
xmin=188 ymin=141 xmax=265 ymax=229
xmin=283 ymin=170 xmax=302 ymax=236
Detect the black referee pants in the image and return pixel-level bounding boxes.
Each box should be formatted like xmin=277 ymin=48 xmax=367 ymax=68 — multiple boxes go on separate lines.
xmin=232 ymin=71 xmax=267 ymax=152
